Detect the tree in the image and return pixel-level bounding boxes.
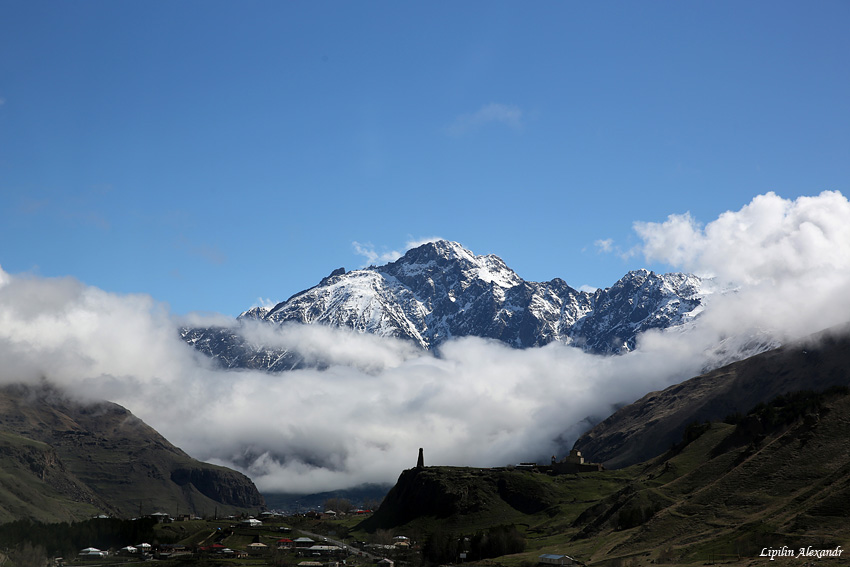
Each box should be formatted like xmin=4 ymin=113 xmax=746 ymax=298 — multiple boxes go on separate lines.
xmin=469 ymin=525 xmax=525 ymax=560
xmin=323 ymin=497 xmax=353 ymax=514
xmin=11 ymin=541 xmax=47 ymax=567
xmin=373 ymin=529 xmax=395 ymax=545
xmin=423 ymin=529 xmax=459 ymax=565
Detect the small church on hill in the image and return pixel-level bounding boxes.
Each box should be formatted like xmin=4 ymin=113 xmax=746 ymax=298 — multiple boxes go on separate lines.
xmin=548 ymin=449 xmax=604 ymax=474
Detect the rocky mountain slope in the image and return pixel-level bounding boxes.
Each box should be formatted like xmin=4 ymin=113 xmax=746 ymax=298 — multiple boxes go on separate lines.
xmin=184 ymin=240 xmax=710 ymax=370
xmin=573 ymin=323 xmax=850 ymax=469
xmin=0 ymin=383 xmax=265 ymax=522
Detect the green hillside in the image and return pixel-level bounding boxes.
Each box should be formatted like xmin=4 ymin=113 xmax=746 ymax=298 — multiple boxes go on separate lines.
xmin=355 ymin=387 xmax=850 ymax=565
xmin=0 ymin=384 xmax=265 ymax=523
xmin=0 ymin=430 xmax=103 ymax=523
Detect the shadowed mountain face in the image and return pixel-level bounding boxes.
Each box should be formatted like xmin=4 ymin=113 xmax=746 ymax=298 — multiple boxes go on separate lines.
xmin=573 ymin=324 xmax=850 ymax=469
xmin=0 ymin=384 xmax=264 ymax=522
xmin=183 ymin=240 xmax=709 ymax=371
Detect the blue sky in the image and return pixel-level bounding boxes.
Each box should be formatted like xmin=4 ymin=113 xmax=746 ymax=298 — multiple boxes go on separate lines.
xmin=2 ymin=1 xmax=849 ymax=316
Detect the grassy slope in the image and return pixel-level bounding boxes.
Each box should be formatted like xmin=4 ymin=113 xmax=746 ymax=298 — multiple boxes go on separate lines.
xmin=0 ymin=431 xmax=102 ymax=523
xmin=0 ymin=385 xmax=264 ymax=522
xmin=575 ymin=326 xmax=850 ymax=469
xmin=352 ymin=390 xmax=850 ymax=566
xmin=8 ymin=391 xmax=844 ymax=565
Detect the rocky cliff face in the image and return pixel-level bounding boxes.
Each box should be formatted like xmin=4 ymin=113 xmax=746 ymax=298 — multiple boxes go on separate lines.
xmin=170 ymin=467 xmax=264 ymax=508
xmin=184 ymin=240 xmax=710 ymax=370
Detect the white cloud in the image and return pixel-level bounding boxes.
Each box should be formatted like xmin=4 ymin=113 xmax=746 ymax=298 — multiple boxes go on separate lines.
xmin=447 ymin=103 xmax=523 ymax=136
xmin=0 ymin=266 xmax=712 ymax=494
xmin=352 ymin=241 xmax=404 ymax=266
xmin=3 ymin=192 xmax=850 ymax=495
xmin=594 ymin=238 xmax=614 ymax=253
xmin=404 ymin=236 xmax=444 ymax=249
xmin=633 ymin=191 xmax=850 ymax=284
xmin=627 ymin=190 xmax=850 ymax=347
xmin=352 ymin=237 xmax=445 ymax=268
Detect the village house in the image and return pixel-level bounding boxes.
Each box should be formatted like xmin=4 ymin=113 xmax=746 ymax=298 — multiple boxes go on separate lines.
xmin=247 ymin=543 xmax=269 ymax=556
xmin=79 ymin=548 xmax=106 ymax=558
xmin=146 ymin=512 xmax=172 ymax=523
xmin=535 ymin=450 xmax=605 ymax=475
xmin=393 ymin=536 xmax=411 ymax=549
xmin=306 ymin=545 xmax=342 ymax=557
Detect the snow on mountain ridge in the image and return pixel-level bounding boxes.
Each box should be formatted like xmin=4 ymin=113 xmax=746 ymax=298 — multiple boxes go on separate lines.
xmin=183 ymin=240 xmax=730 ymax=371
xmin=223 ymin=240 xmax=709 ymax=355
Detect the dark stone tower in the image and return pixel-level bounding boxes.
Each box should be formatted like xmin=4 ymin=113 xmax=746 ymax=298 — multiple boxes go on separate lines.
xmin=417 ymin=448 xmax=424 ymax=469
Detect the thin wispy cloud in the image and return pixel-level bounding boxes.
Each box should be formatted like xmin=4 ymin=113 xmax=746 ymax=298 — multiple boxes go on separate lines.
xmin=176 ymin=236 xmax=227 ymax=266
xmin=12 ymin=189 xmax=112 ymax=229
xmin=594 ymin=238 xmax=614 ymax=253
xmin=447 ymin=103 xmax=524 ymax=136
xmin=404 ymin=236 xmax=443 ymax=249
xmin=352 ymin=237 xmax=444 ymax=267
xmin=193 ymin=244 xmax=227 ymax=266
xmin=63 ymin=210 xmax=111 ymax=231
xmin=16 ymin=197 xmax=50 ymax=215
xmin=352 ymin=242 xmax=404 ymax=266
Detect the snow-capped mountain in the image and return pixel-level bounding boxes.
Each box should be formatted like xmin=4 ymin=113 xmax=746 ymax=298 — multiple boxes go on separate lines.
xmin=183 ymin=240 xmax=709 ymax=370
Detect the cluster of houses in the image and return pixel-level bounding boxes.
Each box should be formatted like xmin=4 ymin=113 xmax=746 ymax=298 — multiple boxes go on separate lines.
xmin=75 ymin=505 xmax=417 ymax=566
xmin=196 ymin=535 xmax=348 ymax=558
xmin=79 ymin=535 xmax=348 ymax=560
xmin=78 ymin=543 xmax=153 ymax=559
xmin=74 ymin=511 xmax=585 ymax=567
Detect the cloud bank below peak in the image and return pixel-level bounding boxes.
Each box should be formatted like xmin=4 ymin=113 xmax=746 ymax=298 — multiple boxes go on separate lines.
xmin=2 ymin=192 xmax=850 ymax=495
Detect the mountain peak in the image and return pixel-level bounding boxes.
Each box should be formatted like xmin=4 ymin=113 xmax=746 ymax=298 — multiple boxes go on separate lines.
xmin=393 ymin=239 xmax=476 ymax=264
xmin=185 ymin=242 xmax=714 ymax=364
xmin=384 ymin=240 xmax=521 ymax=290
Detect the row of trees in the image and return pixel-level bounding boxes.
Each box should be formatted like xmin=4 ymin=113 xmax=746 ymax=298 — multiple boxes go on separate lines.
xmin=423 ymin=525 xmax=526 ymax=564
xmin=0 ymin=517 xmax=167 ymax=559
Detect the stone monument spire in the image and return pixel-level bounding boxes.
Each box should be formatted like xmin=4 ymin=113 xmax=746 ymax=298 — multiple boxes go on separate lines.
xmin=417 ymin=447 xmax=424 ymax=469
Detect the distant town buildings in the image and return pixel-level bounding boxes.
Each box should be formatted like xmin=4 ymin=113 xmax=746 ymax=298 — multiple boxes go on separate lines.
xmin=513 ymin=450 xmax=604 ymax=475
